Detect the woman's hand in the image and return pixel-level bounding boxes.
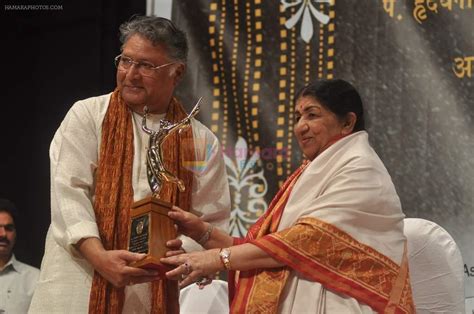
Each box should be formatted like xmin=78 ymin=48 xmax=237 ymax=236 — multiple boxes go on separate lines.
xmin=165 ymin=238 xmax=185 ymax=257
xmin=160 ymin=249 xmax=223 ymax=288
xmin=168 ymin=206 xmax=207 ymax=242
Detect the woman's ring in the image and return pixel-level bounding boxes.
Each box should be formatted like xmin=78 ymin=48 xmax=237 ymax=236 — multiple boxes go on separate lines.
xmin=195 ymin=276 xmax=212 ymax=288
xmin=183 ymin=262 xmax=192 ymax=275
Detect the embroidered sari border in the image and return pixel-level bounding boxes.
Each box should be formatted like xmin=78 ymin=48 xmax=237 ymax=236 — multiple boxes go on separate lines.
xmin=251 ymin=217 xmax=413 ymax=313
xmin=231 ymin=271 xmax=256 ymax=312
xmin=252 ymin=236 xmax=389 ymax=312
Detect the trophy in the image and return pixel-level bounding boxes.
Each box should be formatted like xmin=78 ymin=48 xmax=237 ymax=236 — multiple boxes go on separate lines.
xmin=128 ymin=98 xmax=202 ymax=273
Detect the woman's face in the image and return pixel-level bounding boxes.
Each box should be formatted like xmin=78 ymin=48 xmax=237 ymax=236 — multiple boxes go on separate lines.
xmin=294 ymin=96 xmax=350 ymax=160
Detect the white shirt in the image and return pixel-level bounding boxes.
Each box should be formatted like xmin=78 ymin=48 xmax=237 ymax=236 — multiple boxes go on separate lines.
xmin=0 ymin=255 xmax=40 ymax=314
xmin=29 ymin=93 xmax=230 ymax=313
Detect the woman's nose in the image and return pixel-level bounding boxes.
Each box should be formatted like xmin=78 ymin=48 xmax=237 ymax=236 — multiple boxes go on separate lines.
xmin=295 ymin=119 xmax=309 ymax=134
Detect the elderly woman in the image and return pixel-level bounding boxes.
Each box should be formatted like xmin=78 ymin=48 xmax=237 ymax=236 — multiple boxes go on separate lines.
xmin=161 ymin=79 xmax=414 ymax=313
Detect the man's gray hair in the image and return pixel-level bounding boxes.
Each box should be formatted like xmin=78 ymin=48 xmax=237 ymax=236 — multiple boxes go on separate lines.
xmin=119 ymin=15 xmax=188 ymax=63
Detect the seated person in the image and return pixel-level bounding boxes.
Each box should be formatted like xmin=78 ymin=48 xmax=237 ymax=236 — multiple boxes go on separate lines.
xmin=0 ymin=198 xmax=40 ymax=313
xmin=161 ymin=79 xmax=415 ymax=313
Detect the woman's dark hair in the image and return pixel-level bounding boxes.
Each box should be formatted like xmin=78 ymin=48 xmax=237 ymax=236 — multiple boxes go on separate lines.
xmin=119 ymin=15 xmax=188 ymax=63
xmin=294 ymin=79 xmax=365 ymax=132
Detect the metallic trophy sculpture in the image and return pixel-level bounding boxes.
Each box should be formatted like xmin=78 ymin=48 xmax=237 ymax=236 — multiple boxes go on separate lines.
xmin=142 ymin=98 xmax=201 ymax=195
xmin=128 ymin=98 xmax=202 ymax=272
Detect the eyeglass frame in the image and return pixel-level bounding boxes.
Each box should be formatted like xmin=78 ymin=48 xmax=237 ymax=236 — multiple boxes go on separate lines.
xmin=114 ymin=54 xmax=177 ymax=77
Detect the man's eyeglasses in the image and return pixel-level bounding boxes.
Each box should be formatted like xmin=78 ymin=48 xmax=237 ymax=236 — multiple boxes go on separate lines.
xmin=114 ymin=55 xmax=176 ymax=77
xmin=0 ymin=224 xmax=15 ymax=232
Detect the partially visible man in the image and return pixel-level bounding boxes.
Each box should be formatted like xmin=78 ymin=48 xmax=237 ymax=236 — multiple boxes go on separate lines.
xmin=0 ymin=198 xmax=40 ymax=314
xmin=29 ymin=16 xmax=230 ymax=314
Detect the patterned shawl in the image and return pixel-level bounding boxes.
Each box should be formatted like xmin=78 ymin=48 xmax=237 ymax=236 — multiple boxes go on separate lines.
xmin=230 ymin=161 xmax=414 ymax=313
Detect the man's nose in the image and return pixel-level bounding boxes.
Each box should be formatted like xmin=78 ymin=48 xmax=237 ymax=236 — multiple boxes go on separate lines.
xmin=126 ymin=63 xmax=142 ymax=78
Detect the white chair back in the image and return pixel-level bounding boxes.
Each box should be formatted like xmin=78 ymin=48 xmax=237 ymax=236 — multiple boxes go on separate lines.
xmin=404 ymin=218 xmax=465 ymax=313
xmin=179 ymin=279 xmax=229 ymax=313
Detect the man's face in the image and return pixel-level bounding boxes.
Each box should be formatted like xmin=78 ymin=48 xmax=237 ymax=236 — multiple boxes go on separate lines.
xmin=116 ymin=34 xmax=184 ymax=114
xmin=0 ymin=211 xmax=16 ymax=260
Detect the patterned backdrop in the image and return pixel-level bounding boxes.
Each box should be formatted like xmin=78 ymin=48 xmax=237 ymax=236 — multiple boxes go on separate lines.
xmin=150 ymin=0 xmax=473 ymax=307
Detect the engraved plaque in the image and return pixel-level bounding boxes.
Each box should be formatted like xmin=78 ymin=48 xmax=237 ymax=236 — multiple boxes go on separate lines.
xmin=129 ymin=214 xmax=149 ymax=254
xmin=128 ymin=197 xmax=176 ymax=273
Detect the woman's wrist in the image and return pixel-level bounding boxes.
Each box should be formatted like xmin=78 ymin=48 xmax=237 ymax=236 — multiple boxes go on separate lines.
xmin=197 ymin=223 xmax=214 ymax=246
xmin=218 ymin=247 xmax=232 ymax=270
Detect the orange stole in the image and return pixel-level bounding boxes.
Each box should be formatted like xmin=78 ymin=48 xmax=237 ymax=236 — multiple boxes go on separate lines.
xmin=89 ymin=90 xmax=194 ymax=314
xmin=231 ymin=163 xmax=414 ymax=313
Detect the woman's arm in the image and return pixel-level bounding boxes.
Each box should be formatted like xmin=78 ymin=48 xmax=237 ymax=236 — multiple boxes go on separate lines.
xmin=160 ymin=242 xmax=284 ymax=287
xmin=168 ymin=206 xmax=234 ymax=249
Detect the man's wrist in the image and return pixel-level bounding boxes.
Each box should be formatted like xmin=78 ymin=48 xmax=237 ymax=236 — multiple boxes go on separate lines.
xmin=76 ymin=237 xmax=105 ymax=267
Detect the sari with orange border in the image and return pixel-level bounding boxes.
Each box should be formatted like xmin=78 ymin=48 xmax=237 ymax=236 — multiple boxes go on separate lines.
xmin=229 ymin=132 xmax=414 ymax=313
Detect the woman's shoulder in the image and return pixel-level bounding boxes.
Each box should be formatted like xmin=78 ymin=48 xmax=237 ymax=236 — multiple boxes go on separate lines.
xmin=309 ymin=131 xmax=389 ymax=179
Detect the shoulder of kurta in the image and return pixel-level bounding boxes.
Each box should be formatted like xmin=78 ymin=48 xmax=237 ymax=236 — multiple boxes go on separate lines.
xmin=50 ymin=93 xmax=111 ymax=159
xmin=190 ymin=118 xmax=222 ymax=155
xmin=70 ymin=92 xmax=112 ymax=121
xmin=191 ymin=118 xmax=219 ymax=140
xmin=59 ymin=93 xmax=112 ymax=134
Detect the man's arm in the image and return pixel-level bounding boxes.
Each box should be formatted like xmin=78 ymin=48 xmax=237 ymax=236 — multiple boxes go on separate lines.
xmin=51 ymin=96 xmax=159 ymax=286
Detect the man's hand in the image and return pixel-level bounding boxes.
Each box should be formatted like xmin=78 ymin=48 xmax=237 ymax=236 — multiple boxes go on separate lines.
xmin=76 ymin=237 xmax=160 ymax=287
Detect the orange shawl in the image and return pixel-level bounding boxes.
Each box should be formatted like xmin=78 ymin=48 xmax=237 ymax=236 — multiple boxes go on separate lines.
xmin=230 ymin=162 xmax=414 ymax=314
xmin=88 ymin=90 xmax=195 ymax=314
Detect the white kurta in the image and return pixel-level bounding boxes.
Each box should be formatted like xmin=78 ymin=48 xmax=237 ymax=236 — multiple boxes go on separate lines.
xmin=277 ymin=131 xmax=406 ymax=313
xmin=29 ymin=93 xmax=230 ymax=313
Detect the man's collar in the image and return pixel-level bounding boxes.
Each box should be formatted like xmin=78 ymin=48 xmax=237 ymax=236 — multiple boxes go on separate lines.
xmin=0 ymin=254 xmax=19 ymax=273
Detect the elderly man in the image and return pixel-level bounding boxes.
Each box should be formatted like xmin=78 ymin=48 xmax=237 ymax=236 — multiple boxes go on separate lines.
xmin=0 ymin=198 xmax=40 ymax=313
xmin=29 ymin=16 xmax=230 ymax=313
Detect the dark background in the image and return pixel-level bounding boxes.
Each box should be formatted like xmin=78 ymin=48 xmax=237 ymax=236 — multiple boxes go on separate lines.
xmin=2 ymin=0 xmax=146 ymax=268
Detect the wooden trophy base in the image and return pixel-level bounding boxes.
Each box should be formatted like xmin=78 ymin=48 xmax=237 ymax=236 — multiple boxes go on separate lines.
xmin=128 ymin=196 xmax=177 ymax=275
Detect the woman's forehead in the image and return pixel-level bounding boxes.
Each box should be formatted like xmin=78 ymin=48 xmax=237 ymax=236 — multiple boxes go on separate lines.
xmin=295 ymin=96 xmax=322 ymax=111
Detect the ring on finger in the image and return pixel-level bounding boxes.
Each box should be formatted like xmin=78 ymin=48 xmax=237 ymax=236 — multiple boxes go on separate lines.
xmin=195 ymin=276 xmax=212 ymax=287
xmin=183 ymin=262 xmax=192 ymax=275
